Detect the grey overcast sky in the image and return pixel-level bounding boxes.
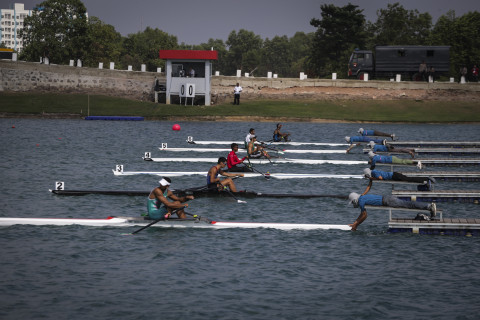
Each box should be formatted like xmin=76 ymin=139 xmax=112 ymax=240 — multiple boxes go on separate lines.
xmin=2 ymin=0 xmax=479 ymax=44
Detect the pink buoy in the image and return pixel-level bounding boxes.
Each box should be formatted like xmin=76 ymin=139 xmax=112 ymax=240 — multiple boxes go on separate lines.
xmin=172 ymin=124 xmax=181 ymax=131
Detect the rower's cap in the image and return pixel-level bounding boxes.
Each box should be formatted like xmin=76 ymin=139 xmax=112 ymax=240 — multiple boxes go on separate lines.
xmin=363 ymin=168 xmax=372 ymax=178
xmin=358 ymin=128 xmax=364 ymax=134
xmin=159 ymin=178 xmax=171 ymax=186
xmin=368 ymin=141 xmax=375 ymax=148
xmin=345 ymin=136 xmax=350 ymax=143
xmin=348 ymin=192 xmax=360 ymax=205
xmin=368 ymin=151 xmax=375 ymax=159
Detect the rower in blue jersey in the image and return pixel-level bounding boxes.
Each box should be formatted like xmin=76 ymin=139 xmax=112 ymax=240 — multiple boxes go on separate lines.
xmin=358 ymin=128 xmax=396 ymax=140
xmin=348 ymin=192 xmax=436 ymax=231
xmin=207 ymin=157 xmax=244 ymax=192
xmin=367 ymin=141 xmax=415 ymax=158
xmin=363 ymin=168 xmax=435 ymax=193
xmin=273 ymin=123 xmax=290 ymax=142
xmin=368 ymin=151 xmax=422 ymax=169
xmin=345 ymin=136 xmax=385 ymax=153
xmin=147 ymin=177 xmax=193 ymax=219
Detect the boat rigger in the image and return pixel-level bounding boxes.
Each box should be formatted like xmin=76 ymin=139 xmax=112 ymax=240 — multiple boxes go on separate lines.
xmin=400 ymin=171 xmax=480 ymax=182
xmin=0 ymin=216 xmax=352 ymax=231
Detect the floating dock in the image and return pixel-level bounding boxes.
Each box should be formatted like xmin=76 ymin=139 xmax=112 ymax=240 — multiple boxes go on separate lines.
xmin=389 ymin=141 xmax=480 ymax=148
xmin=84 ymin=116 xmax=144 ymax=121
xmin=363 ymin=148 xmax=480 ymax=156
xmin=400 ymin=171 xmax=480 ymax=182
xmin=392 ymin=190 xmax=480 ymax=203
xmin=388 ymin=218 xmax=480 ymax=236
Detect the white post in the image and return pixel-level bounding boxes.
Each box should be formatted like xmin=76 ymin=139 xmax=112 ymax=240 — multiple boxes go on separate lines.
xmin=429 ymin=75 xmax=433 ymax=83
xmin=304 ymin=75 xmax=308 ymax=79
xmin=110 ymin=62 xmax=115 ymax=70
xmin=12 ymin=53 xmax=17 ymax=61
xmin=332 ymin=73 xmax=337 ymax=80
xmin=450 ymin=77 xmax=454 ymax=83
xmin=69 ymin=60 xmax=74 ymax=67
xmin=461 ymin=76 xmax=466 ymax=84
xmin=300 ymin=72 xmax=305 ymax=80
xmin=245 ymin=72 xmax=249 ymax=77
xmin=44 ymin=57 xmax=49 ymax=65
xmin=141 ymin=64 xmax=146 ymax=72
xmin=157 ymin=67 xmax=162 ymax=73
xmin=128 ymin=65 xmax=132 ymax=71
xmin=99 ymin=62 xmax=103 ymax=69
xmin=273 ymin=74 xmax=278 ymax=78
xmin=364 ymin=73 xmax=369 ymax=81
xmin=236 ymin=70 xmax=242 ymax=77
xmin=267 ymin=72 xmax=272 ymax=78
xmin=396 ymin=74 xmax=401 ymax=82
xmin=215 ymin=71 xmax=220 ymax=76
xmin=77 ymin=59 xmax=82 ymax=67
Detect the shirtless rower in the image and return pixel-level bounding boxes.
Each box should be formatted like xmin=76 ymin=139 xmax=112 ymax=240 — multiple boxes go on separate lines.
xmin=207 ymin=157 xmax=244 ymax=192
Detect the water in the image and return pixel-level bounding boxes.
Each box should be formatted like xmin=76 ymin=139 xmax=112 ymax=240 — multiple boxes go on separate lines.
xmin=0 ymin=119 xmax=479 ymax=319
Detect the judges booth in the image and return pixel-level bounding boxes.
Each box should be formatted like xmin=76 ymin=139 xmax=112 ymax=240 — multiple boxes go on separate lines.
xmin=159 ymin=50 xmax=218 ymax=106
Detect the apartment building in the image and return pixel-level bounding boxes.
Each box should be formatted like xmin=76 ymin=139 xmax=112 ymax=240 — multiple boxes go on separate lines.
xmin=0 ymin=3 xmax=32 ymax=53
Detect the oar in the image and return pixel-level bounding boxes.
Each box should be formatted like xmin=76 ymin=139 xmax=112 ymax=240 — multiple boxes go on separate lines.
xmin=184 ymin=211 xmax=212 ymax=223
xmin=222 ymin=186 xmax=247 ymax=203
xmin=130 ymin=208 xmax=180 ymax=235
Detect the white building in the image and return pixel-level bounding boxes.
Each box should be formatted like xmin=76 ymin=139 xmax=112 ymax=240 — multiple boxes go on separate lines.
xmin=0 ymin=3 xmax=32 ymax=53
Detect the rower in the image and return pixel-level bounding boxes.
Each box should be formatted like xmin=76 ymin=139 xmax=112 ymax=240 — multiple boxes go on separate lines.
xmin=147 ymin=177 xmax=194 ymax=219
xmin=358 ymin=128 xmax=396 ymax=140
xmin=207 ymin=157 xmax=244 ymax=192
xmin=245 ymin=128 xmax=255 ymax=148
xmin=367 ymin=141 xmax=415 ymax=158
xmin=247 ymin=135 xmax=270 ymax=159
xmin=227 ymin=143 xmax=252 ymax=172
xmin=273 ymin=123 xmax=290 ymax=142
xmin=348 ymin=192 xmax=437 ymax=231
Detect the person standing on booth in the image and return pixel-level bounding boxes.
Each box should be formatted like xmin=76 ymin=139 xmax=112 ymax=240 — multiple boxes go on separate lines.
xmin=233 ymin=83 xmax=242 ymax=105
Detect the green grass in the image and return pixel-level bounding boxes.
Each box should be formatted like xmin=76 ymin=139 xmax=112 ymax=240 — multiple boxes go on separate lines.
xmin=1 ymin=92 xmax=479 ymax=122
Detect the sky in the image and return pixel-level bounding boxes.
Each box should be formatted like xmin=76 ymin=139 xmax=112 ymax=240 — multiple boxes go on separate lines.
xmin=2 ymin=0 xmax=480 ymax=45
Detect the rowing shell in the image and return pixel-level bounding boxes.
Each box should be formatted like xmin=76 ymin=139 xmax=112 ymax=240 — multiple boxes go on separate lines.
xmin=143 ymin=157 xmax=367 ymax=165
xmin=0 ymin=216 xmax=351 ymax=231
xmin=160 ymin=147 xmax=347 ymax=154
xmin=113 ymin=169 xmax=363 ymax=179
xmin=186 ymin=139 xmax=348 ymax=147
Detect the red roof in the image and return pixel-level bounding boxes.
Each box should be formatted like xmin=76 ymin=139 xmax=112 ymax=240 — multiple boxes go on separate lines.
xmin=159 ymin=50 xmax=218 ymax=60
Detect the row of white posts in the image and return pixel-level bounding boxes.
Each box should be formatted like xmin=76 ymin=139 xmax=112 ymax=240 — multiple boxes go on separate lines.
xmin=38 ymin=57 xmax=162 ymax=73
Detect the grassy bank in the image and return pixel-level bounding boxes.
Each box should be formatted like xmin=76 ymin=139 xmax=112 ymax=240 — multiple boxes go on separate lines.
xmin=1 ymin=92 xmax=479 ymax=122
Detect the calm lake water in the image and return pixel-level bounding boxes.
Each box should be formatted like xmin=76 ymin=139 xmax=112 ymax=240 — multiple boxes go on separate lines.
xmin=0 ymin=118 xmax=479 ymax=320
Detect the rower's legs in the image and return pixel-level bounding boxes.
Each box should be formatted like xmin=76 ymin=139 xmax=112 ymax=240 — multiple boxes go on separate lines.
xmin=383 ymin=195 xmax=430 ymax=210
xmin=221 ymin=178 xmax=237 ymax=192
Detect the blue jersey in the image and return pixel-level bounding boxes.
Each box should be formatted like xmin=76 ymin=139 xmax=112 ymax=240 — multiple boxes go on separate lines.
xmin=371 ymin=169 xmax=393 ymax=180
xmin=361 ymin=129 xmax=376 ymax=136
xmin=350 ymin=136 xmax=383 ymax=143
xmin=207 ymin=166 xmax=219 ymax=185
xmin=373 ymin=145 xmax=388 ymax=152
xmin=358 ymin=194 xmax=383 ymax=211
xmin=371 ymin=155 xmax=392 ymax=166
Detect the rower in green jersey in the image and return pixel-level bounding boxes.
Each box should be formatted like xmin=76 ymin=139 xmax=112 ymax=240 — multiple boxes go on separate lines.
xmin=147 ymin=177 xmax=193 ymax=219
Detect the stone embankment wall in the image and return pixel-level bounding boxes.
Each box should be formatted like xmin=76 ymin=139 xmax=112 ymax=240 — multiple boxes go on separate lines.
xmin=1 ymin=60 xmax=479 ymax=103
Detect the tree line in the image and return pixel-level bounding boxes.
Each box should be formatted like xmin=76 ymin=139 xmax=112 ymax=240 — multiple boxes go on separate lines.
xmin=17 ymin=0 xmax=480 ymax=79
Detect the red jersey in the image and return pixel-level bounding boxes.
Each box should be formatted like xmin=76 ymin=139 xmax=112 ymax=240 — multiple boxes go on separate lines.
xmin=227 ymin=151 xmax=246 ymax=169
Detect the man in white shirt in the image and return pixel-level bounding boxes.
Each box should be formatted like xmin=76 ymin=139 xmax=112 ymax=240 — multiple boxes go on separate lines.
xmin=233 ymin=83 xmax=242 ymax=105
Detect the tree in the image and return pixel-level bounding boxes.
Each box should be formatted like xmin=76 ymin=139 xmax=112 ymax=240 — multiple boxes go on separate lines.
xmin=20 ymin=0 xmax=89 ymax=64
xmin=83 ymin=17 xmax=122 ymax=68
xmin=225 ymin=29 xmax=263 ymax=76
xmin=369 ymin=2 xmax=432 ymax=46
xmin=196 ymin=38 xmax=228 ymax=75
xmin=309 ymin=4 xmax=367 ymax=77
xmin=429 ymin=10 xmax=480 ymax=76
xmin=121 ymin=27 xmax=178 ymax=71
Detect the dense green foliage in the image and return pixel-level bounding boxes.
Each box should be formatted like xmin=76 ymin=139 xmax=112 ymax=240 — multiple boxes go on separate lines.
xmin=16 ymin=1 xmax=480 ymax=78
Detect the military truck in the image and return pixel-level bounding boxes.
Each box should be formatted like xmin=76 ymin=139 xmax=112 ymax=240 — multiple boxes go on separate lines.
xmin=348 ymin=46 xmax=450 ymax=80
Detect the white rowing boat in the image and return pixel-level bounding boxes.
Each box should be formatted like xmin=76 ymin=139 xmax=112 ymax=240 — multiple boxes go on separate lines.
xmin=112 ymin=168 xmax=363 ymax=179
xmin=186 ymin=137 xmax=347 ymax=147
xmin=0 ymin=216 xmax=351 ymax=231
xmin=143 ymin=157 xmax=368 ymax=165
xmin=159 ymin=147 xmax=347 ymax=154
